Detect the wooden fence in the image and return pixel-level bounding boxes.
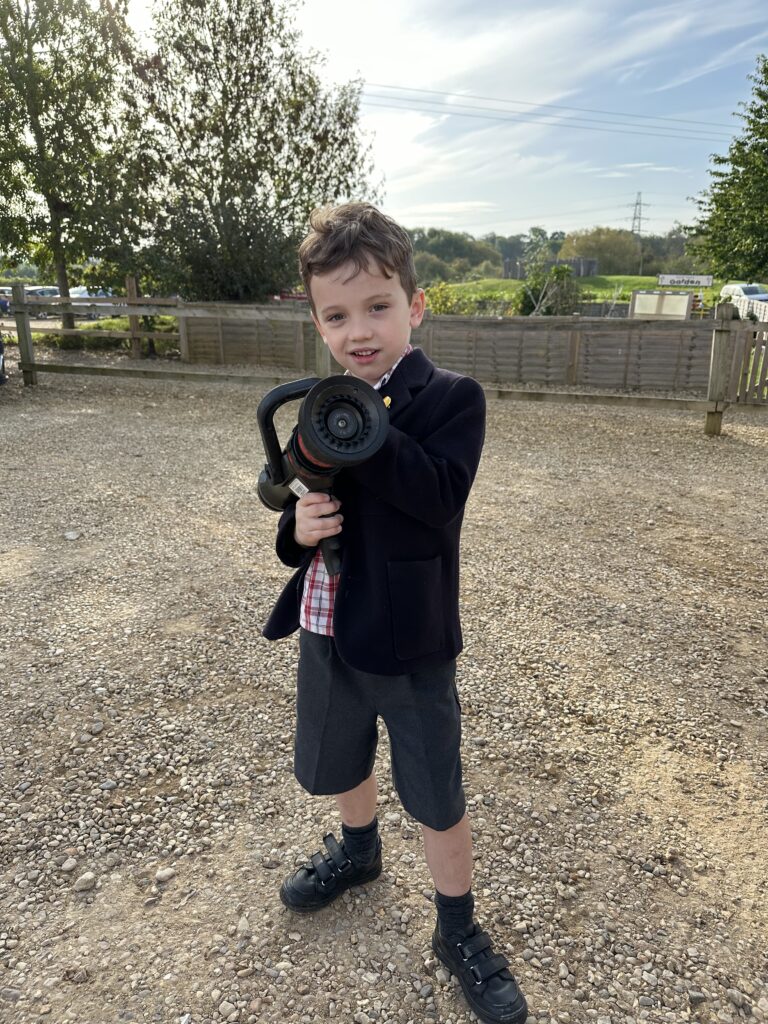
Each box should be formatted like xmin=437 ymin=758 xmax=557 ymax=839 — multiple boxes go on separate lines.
xmin=182 ymin=309 xmax=714 ymax=393
xmin=6 ymin=285 xmax=768 ymax=435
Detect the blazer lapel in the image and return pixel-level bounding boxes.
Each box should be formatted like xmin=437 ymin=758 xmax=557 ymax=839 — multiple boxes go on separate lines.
xmin=380 ymin=348 xmax=434 ymax=422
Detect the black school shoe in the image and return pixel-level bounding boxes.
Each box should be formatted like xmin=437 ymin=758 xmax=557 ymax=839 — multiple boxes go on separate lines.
xmin=279 ymin=832 xmax=382 ymax=913
xmin=432 ymin=922 xmax=529 ymax=1024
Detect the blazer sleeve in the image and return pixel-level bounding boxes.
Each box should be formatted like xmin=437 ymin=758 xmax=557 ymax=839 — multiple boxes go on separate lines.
xmin=347 ymin=375 xmax=486 ymax=527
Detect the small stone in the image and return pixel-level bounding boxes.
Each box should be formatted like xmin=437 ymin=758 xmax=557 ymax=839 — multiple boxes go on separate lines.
xmin=73 ymin=872 xmax=96 ymax=892
xmin=61 ymin=858 xmax=77 ymax=873
xmin=236 ymin=916 xmax=251 ymax=939
xmin=218 ymin=1000 xmax=236 ymax=1017
xmin=156 ymin=868 xmax=176 ymax=883
xmin=64 ymin=531 xmax=82 ymax=541
xmin=689 ymin=992 xmax=707 ymax=1006
xmin=100 ymin=780 xmax=117 ymax=791
xmin=435 ymin=967 xmax=451 ymax=984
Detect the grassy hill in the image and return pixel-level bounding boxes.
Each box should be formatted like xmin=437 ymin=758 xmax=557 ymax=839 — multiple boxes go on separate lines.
xmin=447 ymin=275 xmax=722 ymax=304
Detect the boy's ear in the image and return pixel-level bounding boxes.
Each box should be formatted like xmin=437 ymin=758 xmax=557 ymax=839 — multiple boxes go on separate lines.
xmin=409 ymin=288 xmax=426 ymax=328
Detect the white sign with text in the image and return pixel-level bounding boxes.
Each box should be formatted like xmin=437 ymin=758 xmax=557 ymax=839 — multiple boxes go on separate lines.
xmin=657 ymin=275 xmax=713 ymax=287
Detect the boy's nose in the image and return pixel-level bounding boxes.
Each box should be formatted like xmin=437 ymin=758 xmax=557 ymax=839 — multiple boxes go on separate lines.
xmin=348 ymin=318 xmax=374 ymax=342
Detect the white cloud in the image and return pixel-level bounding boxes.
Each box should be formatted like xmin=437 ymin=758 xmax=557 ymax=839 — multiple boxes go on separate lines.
xmin=125 ymin=0 xmax=758 ymax=234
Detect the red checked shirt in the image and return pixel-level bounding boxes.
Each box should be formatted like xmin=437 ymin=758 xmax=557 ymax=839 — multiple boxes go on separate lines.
xmin=299 ymin=346 xmax=413 ymax=635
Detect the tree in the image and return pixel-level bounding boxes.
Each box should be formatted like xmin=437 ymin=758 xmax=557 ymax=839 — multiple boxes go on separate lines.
xmin=481 ymin=232 xmax=526 ymax=262
xmin=510 ymin=262 xmax=582 ymax=316
xmin=141 ymin=0 xmax=373 ymax=300
xmin=558 ymin=226 xmax=640 ymax=275
xmin=693 ymin=54 xmax=768 ymax=281
xmin=413 ymin=251 xmax=450 ymax=285
xmin=0 ymin=0 xmax=144 ymax=322
xmin=409 ymin=228 xmax=501 ymax=272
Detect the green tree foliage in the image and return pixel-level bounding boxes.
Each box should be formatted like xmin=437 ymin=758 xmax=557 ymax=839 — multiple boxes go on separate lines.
xmin=481 ymin=232 xmax=526 ymax=262
xmin=141 ymin=0 xmax=373 ymax=300
xmin=409 ymin=227 xmax=501 ymax=278
xmin=693 ymin=54 xmax=768 ymax=282
xmin=558 ymin=226 xmax=641 ymax=275
xmin=640 ymin=225 xmax=706 ymax=276
xmin=414 ymin=251 xmax=450 ymax=285
xmin=509 ymin=262 xmax=582 ymax=316
xmin=524 ymin=226 xmax=564 ymax=263
xmin=0 ymin=0 xmax=143 ymax=317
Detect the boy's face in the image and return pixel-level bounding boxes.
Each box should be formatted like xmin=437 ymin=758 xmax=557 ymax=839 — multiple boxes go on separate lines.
xmin=310 ymin=260 xmax=425 ymax=384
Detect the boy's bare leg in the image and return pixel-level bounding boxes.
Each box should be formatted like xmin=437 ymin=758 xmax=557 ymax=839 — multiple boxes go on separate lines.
xmin=334 ymin=771 xmax=378 ymax=827
xmin=421 ymin=813 xmax=473 ymax=896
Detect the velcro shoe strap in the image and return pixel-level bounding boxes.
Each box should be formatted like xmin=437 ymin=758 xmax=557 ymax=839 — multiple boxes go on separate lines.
xmin=469 ymin=953 xmax=510 ymax=984
xmin=323 ymin=833 xmax=353 ymax=875
xmin=311 ymin=852 xmax=334 ymax=885
xmin=457 ymin=931 xmax=492 ymax=959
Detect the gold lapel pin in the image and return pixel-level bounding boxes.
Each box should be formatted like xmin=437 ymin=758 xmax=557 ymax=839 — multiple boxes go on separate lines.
xmin=383 ymin=396 xmax=392 ymax=409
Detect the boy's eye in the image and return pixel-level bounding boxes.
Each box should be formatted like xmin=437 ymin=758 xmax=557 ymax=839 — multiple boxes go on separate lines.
xmin=371 ymin=303 xmax=388 ymax=312
xmin=326 ymin=312 xmax=345 ymax=322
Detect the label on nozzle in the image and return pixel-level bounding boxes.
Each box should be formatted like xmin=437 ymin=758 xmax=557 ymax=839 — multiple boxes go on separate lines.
xmin=288 ymin=478 xmax=310 ymax=499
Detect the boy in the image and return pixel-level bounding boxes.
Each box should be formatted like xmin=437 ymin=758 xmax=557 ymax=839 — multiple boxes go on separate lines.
xmin=262 ymin=203 xmax=528 ymax=1024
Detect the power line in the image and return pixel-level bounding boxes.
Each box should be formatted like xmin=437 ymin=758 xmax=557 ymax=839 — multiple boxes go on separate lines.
xmin=361 ymin=97 xmax=731 ymax=144
xmin=365 ymin=82 xmax=738 ymax=132
xmin=363 ymin=92 xmax=733 ymax=141
xmin=429 ymin=198 xmax=697 ymax=232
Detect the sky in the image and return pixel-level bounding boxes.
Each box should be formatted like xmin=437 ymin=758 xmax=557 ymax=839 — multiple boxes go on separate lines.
xmin=127 ymin=0 xmax=768 ymax=240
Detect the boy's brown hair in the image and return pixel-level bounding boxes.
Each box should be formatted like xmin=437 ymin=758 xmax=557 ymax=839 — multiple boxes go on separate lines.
xmin=298 ymin=202 xmax=417 ymax=310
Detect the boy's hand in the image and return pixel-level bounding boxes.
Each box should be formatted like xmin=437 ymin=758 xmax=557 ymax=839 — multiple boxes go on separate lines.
xmin=294 ymin=492 xmax=343 ymax=548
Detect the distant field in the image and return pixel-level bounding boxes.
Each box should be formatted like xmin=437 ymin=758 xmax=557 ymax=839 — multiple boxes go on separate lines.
xmin=447 ymin=276 xmax=724 ymax=304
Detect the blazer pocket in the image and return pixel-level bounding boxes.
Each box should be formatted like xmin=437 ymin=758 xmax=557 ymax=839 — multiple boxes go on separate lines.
xmin=387 ymin=556 xmax=444 ymax=661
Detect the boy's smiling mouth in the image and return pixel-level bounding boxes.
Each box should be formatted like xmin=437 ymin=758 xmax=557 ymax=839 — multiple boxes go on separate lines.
xmin=350 ymin=348 xmax=379 ymax=363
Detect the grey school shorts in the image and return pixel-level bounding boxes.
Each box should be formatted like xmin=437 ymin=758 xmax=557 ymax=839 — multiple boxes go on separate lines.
xmin=294 ymin=628 xmax=466 ymax=832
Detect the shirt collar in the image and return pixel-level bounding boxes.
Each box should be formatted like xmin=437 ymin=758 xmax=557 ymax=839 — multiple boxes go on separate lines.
xmin=371 ymin=344 xmax=413 ymax=391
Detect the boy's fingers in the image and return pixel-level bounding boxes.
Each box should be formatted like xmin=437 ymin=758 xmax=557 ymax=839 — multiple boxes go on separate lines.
xmin=300 ymin=491 xmax=340 ymax=507
xmin=302 ymin=502 xmax=340 ymax=520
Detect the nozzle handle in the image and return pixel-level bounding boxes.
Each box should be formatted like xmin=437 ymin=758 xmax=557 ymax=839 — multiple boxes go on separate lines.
xmin=256 ymin=377 xmax=321 ymax=480
xmin=320 ymin=535 xmax=342 ymax=576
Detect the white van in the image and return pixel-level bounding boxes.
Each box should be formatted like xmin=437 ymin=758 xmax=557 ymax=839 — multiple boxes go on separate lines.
xmin=720 ymin=283 xmax=768 ymax=302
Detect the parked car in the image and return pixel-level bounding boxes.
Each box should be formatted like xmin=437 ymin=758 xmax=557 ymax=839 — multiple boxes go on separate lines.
xmin=0 ymin=288 xmax=10 ymax=316
xmin=720 ymin=283 xmax=768 ymax=302
xmin=25 ymin=286 xmax=61 ymax=319
xmin=69 ymin=286 xmax=112 ymax=319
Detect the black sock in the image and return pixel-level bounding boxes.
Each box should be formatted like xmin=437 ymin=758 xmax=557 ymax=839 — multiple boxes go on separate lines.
xmin=341 ymin=816 xmax=379 ymax=867
xmin=435 ymin=888 xmax=475 ymax=940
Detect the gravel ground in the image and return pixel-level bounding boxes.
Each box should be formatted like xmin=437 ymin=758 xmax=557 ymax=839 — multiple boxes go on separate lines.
xmin=1 ymin=351 xmax=767 ymax=1024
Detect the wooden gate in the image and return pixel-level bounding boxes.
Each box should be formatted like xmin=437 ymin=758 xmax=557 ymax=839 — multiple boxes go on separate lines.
xmin=729 ymin=321 xmax=768 ymax=405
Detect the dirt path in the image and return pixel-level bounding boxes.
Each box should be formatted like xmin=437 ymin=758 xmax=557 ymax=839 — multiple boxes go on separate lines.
xmin=1 ymin=366 xmax=766 ymax=1024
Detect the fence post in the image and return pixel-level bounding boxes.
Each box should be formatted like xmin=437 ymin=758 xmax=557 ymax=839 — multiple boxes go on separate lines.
xmin=566 ymin=313 xmax=581 ymax=386
xmin=420 ymin=313 xmax=434 ymax=359
xmin=314 ymin=331 xmax=331 ymax=377
xmin=12 ymin=283 xmax=37 ymax=386
xmin=294 ymin=320 xmax=305 ymax=372
xmin=125 ymin=275 xmax=142 ymax=359
xmin=705 ymin=303 xmax=735 ymax=436
xmin=177 ymin=299 xmax=189 ymax=361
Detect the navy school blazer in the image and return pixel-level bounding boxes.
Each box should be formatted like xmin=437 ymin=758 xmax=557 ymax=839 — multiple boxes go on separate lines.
xmin=261 ymin=348 xmax=486 ymax=675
